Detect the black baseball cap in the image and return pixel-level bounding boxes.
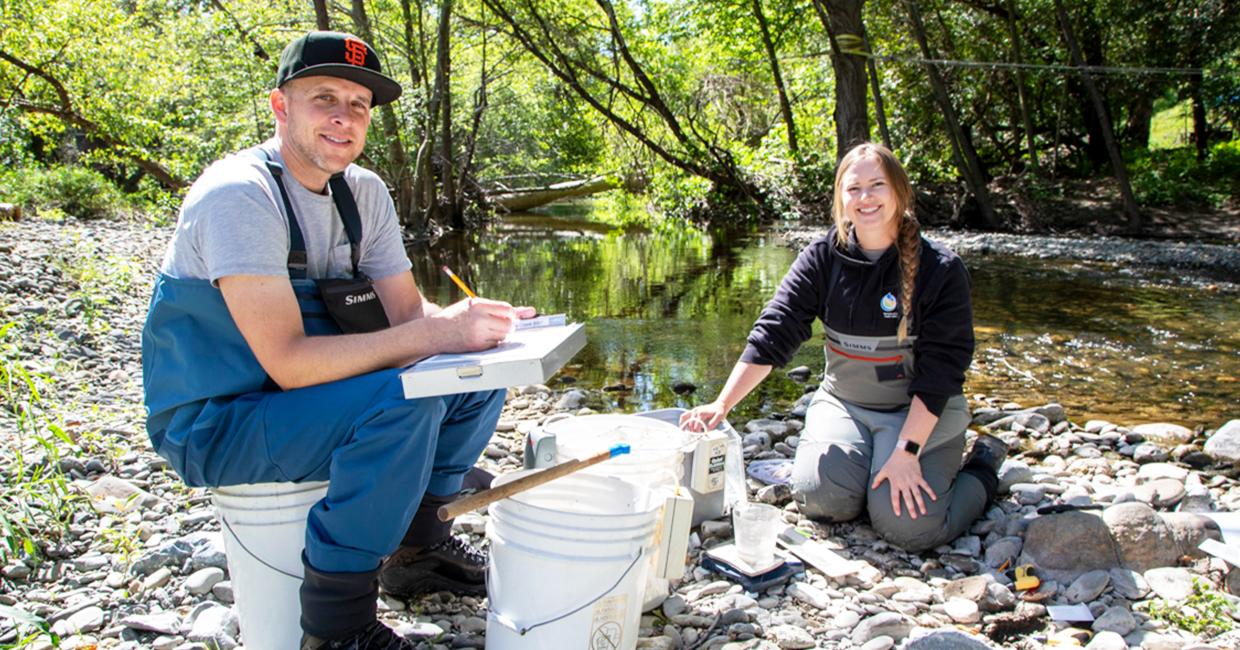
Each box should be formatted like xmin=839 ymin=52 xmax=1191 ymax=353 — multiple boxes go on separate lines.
xmin=275 ymin=31 xmax=402 ymax=106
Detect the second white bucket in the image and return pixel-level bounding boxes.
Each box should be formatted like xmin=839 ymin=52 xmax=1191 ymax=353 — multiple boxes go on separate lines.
xmin=486 ymin=471 xmax=661 ymax=650
xmin=212 ymin=481 xmax=329 ymax=650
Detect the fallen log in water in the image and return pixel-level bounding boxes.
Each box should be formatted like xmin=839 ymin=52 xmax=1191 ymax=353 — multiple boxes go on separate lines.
xmin=486 ymin=176 xmax=617 ymax=212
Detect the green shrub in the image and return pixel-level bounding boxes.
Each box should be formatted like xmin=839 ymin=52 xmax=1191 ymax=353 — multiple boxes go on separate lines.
xmin=0 ymin=165 xmax=129 ymax=220
xmin=1140 ymin=577 xmax=1236 ymax=639
xmin=1128 ymin=140 xmax=1240 ymax=207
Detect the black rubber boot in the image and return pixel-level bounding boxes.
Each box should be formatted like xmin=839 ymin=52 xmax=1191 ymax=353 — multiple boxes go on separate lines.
xmin=300 ymin=555 xmax=415 ymax=649
xmin=378 ymin=473 xmax=492 ymax=599
xmin=959 ymin=434 xmax=1009 ymax=504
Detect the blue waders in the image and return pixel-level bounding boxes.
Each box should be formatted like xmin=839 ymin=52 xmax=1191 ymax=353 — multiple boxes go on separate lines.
xmin=142 ymin=157 xmax=502 ymax=640
xmin=143 ymin=275 xmax=503 ymax=636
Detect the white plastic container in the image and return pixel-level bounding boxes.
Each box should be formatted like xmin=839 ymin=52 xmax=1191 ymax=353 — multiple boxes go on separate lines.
xmin=486 ymin=471 xmax=661 ymax=650
xmin=544 ymin=415 xmax=691 ymax=609
xmin=211 ymin=481 xmax=329 ymax=650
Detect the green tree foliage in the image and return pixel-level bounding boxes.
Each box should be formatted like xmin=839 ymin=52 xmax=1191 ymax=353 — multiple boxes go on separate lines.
xmin=0 ymin=0 xmax=1234 ymax=228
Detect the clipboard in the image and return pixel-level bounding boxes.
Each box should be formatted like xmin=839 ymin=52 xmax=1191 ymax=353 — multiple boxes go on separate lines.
xmin=400 ymin=322 xmax=586 ymax=399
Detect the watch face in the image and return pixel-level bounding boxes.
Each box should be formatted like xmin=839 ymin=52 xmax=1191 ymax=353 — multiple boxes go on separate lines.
xmin=901 ymin=439 xmax=920 ymax=455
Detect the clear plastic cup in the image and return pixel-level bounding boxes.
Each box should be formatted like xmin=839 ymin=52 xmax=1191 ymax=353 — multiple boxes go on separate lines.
xmin=732 ymin=502 xmax=781 ymax=567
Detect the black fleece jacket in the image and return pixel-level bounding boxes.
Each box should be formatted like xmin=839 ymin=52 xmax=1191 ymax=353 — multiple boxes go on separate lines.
xmin=740 ymin=228 xmax=974 ymax=416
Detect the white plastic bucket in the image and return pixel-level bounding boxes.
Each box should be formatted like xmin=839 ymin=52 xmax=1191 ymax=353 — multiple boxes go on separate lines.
xmin=546 ymin=415 xmax=692 ymax=610
xmin=547 ymin=414 xmax=689 ymax=487
xmin=211 ymin=481 xmax=329 ymax=650
xmin=486 ymin=471 xmax=661 ymax=650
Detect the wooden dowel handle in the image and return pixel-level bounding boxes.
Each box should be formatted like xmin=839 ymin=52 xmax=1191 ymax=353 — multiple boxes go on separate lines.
xmin=437 ymin=446 xmax=627 ymax=521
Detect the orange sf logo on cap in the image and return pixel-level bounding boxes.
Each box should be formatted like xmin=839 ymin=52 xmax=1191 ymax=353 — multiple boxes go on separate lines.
xmin=343 ymin=38 xmax=367 ymax=67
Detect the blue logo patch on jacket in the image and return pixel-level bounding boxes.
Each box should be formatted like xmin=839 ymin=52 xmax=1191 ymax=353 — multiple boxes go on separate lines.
xmin=880 ymin=292 xmax=898 ymax=313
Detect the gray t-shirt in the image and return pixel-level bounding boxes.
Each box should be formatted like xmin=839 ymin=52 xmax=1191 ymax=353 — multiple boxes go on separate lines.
xmin=161 ymin=139 xmax=411 ymax=283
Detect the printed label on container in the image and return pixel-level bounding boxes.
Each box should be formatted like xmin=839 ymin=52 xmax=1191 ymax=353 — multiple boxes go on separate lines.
xmin=589 ymin=594 xmax=627 ymax=650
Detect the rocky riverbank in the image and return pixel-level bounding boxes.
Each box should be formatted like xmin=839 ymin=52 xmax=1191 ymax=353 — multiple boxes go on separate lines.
xmin=2 ymin=216 xmax=1238 ymax=650
xmin=779 ymin=227 xmax=1240 ymax=289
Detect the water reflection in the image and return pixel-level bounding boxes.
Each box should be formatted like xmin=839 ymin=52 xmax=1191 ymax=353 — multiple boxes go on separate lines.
xmin=407 ymin=211 xmax=1239 ymax=429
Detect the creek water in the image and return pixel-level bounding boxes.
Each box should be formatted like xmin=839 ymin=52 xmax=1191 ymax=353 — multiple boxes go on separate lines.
xmin=408 ymin=210 xmax=1238 ymax=430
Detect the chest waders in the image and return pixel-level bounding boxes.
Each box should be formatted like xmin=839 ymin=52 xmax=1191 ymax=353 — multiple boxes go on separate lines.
xmin=819 ymin=252 xmax=917 ymax=412
xmin=141 ymin=158 xmax=505 ymax=590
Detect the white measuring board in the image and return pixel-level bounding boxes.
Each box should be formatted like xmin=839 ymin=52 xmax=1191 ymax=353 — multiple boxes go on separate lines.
xmin=400 ymin=322 xmax=586 ymax=399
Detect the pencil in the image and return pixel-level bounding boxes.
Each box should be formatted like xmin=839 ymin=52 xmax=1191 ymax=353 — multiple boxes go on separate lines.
xmin=441 ymin=265 xmax=478 ymax=299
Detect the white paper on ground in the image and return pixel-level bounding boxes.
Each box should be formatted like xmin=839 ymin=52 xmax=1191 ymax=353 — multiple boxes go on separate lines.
xmin=1046 ymin=604 xmax=1095 ymax=622
xmin=1199 ymin=538 xmax=1240 ymax=568
xmin=776 ymin=527 xmax=866 ymax=579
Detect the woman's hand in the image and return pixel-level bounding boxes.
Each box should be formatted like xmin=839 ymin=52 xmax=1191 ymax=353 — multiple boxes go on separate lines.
xmin=680 ymin=400 xmax=729 ymax=432
xmin=871 ymin=452 xmax=937 ymax=519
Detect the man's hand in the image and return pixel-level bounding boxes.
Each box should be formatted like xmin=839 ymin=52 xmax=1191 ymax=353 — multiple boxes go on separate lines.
xmin=871 ymin=452 xmax=937 ymax=519
xmin=428 ymin=299 xmax=536 ymax=351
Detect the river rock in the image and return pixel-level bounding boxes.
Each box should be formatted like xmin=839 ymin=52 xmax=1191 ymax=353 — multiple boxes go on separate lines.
xmin=186 ymin=567 xmax=226 ymax=595
xmin=767 ymin=624 xmax=815 ymax=649
xmin=1085 ymin=630 xmax=1128 ymax=650
xmin=943 ymin=597 xmax=981 ymax=623
xmin=1136 ymin=463 xmax=1189 ymax=482
xmin=1065 ymin=569 xmax=1110 ymax=604
xmin=121 ymin=611 xmax=182 ymax=635
xmin=1023 ymin=511 xmax=1119 ymax=576
xmin=942 ymin=575 xmax=990 ymax=603
xmin=186 ymin=602 xmax=238 ymax=648
xmin=996 ymin=460 xmax=1034 ymax=495
xmin=984 ymin=536 xmax=1023 ymax=569
xmin=786 ymin=366 xmax=812 ymax=382
xmin=851 ymin=612 xmax=914 ymax=645
xmin=1009 ymin=483 xmax=1048 ymax=505
xmin=1132 ymin=443 xmax=1170 ymax=464
xmin=787 ymin=582 xmax=830 ymax=610
xmin=1160 ymin=512 xmax=1222 ymax=558
xmin=1103 ymin=502 xmax=1180 ymax=572
xmin=1092 ymin=605 xmax=1137 ymax=636
xmin=1132 ymin=478 xmax=1186 ymax=508
xmin=1132 ymin=423 xmax=1194 ymax=446
xmin=891 ymin=576 xmax=933 ymax=603
xmin=555 ymin=389 xmax=587 ymax=410
xmin=904 ymin=629 xmax=996 ymax=649
xmin=1143 ymin=567 xmax=1194 ymax=601
xmin=859 ymin=637 xmax=894 ymax=650
xmin=84 ymin=475 xmax=165 ymax=514
xmin=56 ymin=606 xmax=105 ymax=635
xmin=1108 ymin=568 xmax=1151 ymax=599
xmin=1203 ymin=419 xmax=1240 ymax=465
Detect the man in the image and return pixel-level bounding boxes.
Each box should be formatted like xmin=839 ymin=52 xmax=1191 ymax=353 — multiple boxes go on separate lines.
xmin=142 ymin=31 xmax=532 ymax=649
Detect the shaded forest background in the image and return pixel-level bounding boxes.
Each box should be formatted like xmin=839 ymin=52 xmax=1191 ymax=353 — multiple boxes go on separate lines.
xmin=1 ymin=0 xmax=1238 ymax=237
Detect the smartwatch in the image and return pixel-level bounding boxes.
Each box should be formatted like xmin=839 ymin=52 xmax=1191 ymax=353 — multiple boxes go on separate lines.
xmin=896 ymin=439 xmax=921 ymax=456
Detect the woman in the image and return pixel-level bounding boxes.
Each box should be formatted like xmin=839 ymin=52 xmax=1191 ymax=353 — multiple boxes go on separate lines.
xmin=682 ymin=143 xmax=1006 ymax=552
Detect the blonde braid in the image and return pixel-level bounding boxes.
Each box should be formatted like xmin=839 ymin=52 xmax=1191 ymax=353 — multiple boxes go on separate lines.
xmin=896 ymin=214 xmax=921 ymax=341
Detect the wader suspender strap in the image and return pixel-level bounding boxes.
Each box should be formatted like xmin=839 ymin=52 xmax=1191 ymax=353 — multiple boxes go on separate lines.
xmin=262 ymin=160 xmax=310 ymax=279
xmin=260 ymin=153 xmax=364 ymax=279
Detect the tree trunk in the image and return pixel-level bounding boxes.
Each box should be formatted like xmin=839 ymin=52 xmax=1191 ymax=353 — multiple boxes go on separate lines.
xmin=902 ymin=0 xmax=998 ymax=228
xmin=812 ymin=0 xmax=869 ymax=160
xmin=314 ymin=0 xmax=331 ymax=30
xmin=488 ymin=176 xmax=617 ymax=211
xmin=861 ymin=21 xmax=891 ymax=151
xmin=1123 ymin=92 xmax=1153 ymax=150
xmin=1054 ymin=0 xmax=1141 ymax=232
xmin=398 ymin=0 xmax=428 ymax=232
xmin=752 ymin=0 xmax=798 ymax=156
xmin=350 ymin=0 xmax=416 ymax=229
xmin=1004 ymin=0 xmax=1038 ymax=172
xmin=1191 ymin=71 xmax=1208 ymax=162
xmin=435 ymin=0 xmax=461 ymax=229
